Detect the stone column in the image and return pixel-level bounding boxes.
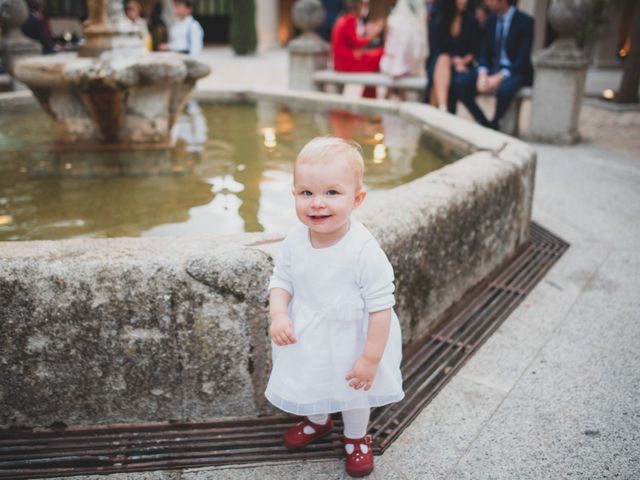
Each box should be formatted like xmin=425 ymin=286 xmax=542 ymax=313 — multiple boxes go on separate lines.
xmin=288 ymin=0 xmax=329 ymax=90
xmin=519 ymin=0 xmax=550 ymax=54
xmin=79 ymin=0 xmax=145 ymax=58
xmin=256 ymin=0 xmax=279 ymax=51
xmin=528 ymin=0 xmax=591 ymax=144
xmin=0 ymin=0 xmax=40 ymax=90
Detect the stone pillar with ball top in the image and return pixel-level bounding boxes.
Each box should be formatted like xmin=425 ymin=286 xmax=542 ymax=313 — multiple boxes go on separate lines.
xmin=0 ymin=0 xmax=40 ymax=90
xmin=288 ymin=0 xmax=329 ymax=91
xmin=528 ymin=0 xmax=591 ymax=144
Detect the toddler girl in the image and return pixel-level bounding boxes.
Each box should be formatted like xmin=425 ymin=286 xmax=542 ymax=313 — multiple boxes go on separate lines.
xmin=265 ymin=136 xmax=404 ymax=477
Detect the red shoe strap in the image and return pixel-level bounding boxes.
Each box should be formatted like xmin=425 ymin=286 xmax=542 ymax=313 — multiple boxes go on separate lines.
xmin=341 ymin=434 xmax=372 ymax=446
xmin=304 ymin=417 xmax=330 ymax=428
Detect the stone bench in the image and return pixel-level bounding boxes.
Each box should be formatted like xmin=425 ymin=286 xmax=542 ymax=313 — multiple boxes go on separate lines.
xmin=312 ymin=69 xmax=426 ymax=102
xmin=312 ymin=69 xmax=531 ymax=137
xmin=0 ymin=74 xmax=12 ymax=92
xmin=490 ymin=86 xmax=532 ymax=137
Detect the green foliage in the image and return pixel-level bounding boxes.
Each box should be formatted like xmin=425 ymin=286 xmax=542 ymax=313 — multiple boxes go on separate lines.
xmin=577 ymin=0 xmax=626 ymax=46
xmin=230 ymin=0 xmax=257 ymax=55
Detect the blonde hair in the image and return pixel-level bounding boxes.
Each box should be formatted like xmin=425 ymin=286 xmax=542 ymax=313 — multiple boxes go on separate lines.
xmin=294 ymin=136 xmax=365 ymax=191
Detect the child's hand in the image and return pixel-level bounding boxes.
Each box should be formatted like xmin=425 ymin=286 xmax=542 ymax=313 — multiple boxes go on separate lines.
xmin=269 ymin=314 xmax=296 ymax=346
xmin=345 ymin=356 xmax=379 ymax=391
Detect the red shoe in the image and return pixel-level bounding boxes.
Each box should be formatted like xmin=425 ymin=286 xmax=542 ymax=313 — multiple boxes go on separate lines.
xmin=342 ymin=435 xmax=374 ymax=477
xmin=282 ymin=417 xmax=334 ymax=449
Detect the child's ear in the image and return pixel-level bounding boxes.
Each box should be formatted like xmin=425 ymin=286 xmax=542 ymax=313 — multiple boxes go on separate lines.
xmin=353 ymin=190 xmax=366 ymax=209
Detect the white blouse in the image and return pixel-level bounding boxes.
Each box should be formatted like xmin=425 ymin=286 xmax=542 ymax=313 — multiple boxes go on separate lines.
xmin=168 ymin=15 xmax=203 ymax=55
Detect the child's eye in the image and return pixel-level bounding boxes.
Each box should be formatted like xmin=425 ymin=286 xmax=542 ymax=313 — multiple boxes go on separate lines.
xmin=301 ymin=190 xmax=312 ymax=196
xmin=326 ymin=190 xmax=339 ymax=196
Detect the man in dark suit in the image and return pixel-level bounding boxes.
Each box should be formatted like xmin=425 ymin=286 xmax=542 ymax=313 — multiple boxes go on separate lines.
xmin=453 ymin=0 xmax=533 ymax=129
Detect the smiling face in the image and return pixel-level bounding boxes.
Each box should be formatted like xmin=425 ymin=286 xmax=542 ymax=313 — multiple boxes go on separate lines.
xmin=293 ymin=140 xmax=366 ymax=248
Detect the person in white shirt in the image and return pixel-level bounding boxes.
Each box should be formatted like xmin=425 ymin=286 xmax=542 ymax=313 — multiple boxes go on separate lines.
xmin=159 ymin=0 xmax=203 ymax=55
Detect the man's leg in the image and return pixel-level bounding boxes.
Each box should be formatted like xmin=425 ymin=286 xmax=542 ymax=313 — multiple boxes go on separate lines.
xmin=493 ymin=74 xmax=526 ymax=126
xmin=453 ymin=70 xmax=490 ymax=127
xmin=447 ymin=69 xmax=462 ymax=113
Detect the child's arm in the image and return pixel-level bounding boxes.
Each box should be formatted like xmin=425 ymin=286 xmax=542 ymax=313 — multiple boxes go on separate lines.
xmin=345 ymin=308 xmax=391 ymax=391
xmin=269 ymin=287 xmax=296 ymax=346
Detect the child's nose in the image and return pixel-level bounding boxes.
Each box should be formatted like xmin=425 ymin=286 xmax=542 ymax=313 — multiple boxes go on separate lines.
xmin=311 ymin=196 xmax=325 ymax=208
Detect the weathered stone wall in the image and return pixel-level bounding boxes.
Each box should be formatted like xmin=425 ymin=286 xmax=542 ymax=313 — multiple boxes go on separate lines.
xmin=0 ymin=91 xmax=535 ymax=429
xmin=360 ymin=149 xmax=533 ymax=343
xmin=0 ymin=235 xmax=280 ymax=428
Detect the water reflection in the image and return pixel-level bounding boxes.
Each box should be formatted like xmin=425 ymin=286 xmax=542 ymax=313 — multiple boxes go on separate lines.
xmin=174 ymin=100 xmax=208 ymax=153
xmin=381 ymin=115 xmax=421 ymax=179
xmin=0 ymin=100 xmax=459 ymax=241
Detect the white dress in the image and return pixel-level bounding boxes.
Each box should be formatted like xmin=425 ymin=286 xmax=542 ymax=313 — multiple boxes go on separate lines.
xmin=379 ymin=0 xmax=428 ymax=77
xmin=265 ymin=220 xmax=404 ymax=415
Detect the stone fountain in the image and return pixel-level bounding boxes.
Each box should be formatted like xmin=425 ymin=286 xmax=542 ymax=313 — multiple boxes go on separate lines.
xmin=10 ymin=0 xmax=210 ymax=146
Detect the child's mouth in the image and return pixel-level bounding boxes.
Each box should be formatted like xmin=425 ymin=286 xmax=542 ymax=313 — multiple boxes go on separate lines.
xmin=308 ymin=215 xmax=331 ymax=222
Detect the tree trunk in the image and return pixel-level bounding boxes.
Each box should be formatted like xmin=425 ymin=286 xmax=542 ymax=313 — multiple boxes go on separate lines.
xmin=615 ymin=1 xmax=640 ymax=103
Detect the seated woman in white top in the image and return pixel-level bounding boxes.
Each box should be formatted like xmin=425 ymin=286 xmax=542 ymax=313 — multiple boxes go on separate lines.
xmin=125 ymin=0 xmax=152 ymax=51
xmin=379 ymin=0 xmax=428 ymax=78
xmin=159 ymin=0 xmax=203 ymax=55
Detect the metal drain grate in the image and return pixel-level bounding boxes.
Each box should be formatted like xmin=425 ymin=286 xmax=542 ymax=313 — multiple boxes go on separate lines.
xmin=0 ymin=222 xmax=568 ymax=479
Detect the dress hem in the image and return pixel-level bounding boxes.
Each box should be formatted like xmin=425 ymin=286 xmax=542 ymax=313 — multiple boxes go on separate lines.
xmin=265 ymin=389 xmax=405 ymax=416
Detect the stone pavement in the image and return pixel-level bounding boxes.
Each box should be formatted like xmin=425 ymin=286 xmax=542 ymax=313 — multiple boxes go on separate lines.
xmin=62 ymin=47 xmax=640 ymax=479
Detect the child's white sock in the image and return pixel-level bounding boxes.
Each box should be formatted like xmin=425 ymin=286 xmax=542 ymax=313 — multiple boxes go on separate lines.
xmin=307 ymin=413 xmax=329 ymax=425
xmin=342 ymin=408 xmax=370 ymax=439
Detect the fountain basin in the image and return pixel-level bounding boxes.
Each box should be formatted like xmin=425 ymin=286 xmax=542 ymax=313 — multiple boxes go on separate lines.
xmin=0 ymin=89 xmax=535 ymax=428
xmin=0 ymin=92 xmax=455 ymax=240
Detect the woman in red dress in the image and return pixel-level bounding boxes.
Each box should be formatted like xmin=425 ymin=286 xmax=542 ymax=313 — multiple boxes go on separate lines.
xmin=331 ymin=0 xmax=385 ymax=98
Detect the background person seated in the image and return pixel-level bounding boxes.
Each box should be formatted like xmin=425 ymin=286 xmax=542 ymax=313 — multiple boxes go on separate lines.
xmin=148 ymin=2 xmax=169 ymax=52
xmin=21 ymin=0 xmax=58 ymax=54
xmin=331 ymin=0 xmax=385 ymax=98
xmin=453 ymin=0 xmax=533 ymax=129
xmin=379 ymin=0 xmax=427 ymax=79
xmin=425 ymin=0 xmax=482 ymax=112
xmin=125 ymin=0 xmax=152 ymax=52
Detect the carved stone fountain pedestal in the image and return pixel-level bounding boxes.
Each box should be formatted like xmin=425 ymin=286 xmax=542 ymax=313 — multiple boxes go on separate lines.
xmin=16 ymin=54 xmax=209 ymax=146
xmin=11 ymin=0 xmax=210 ymax=146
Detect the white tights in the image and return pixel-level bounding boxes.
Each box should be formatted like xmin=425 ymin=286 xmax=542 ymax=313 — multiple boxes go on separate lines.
xmin=308 ymin=408 xmax=370 ymax=439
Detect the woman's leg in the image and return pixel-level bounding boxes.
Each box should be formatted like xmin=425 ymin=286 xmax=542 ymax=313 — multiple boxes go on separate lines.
xmin=341 ymin=407 xmax=370 ymax=439
xmin=432 ymin=54 xmax=452 ymax=110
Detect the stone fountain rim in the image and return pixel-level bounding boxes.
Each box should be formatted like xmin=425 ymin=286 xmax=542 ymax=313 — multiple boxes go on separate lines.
xmin=0 ymin=87 xmax=535 ymax=247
